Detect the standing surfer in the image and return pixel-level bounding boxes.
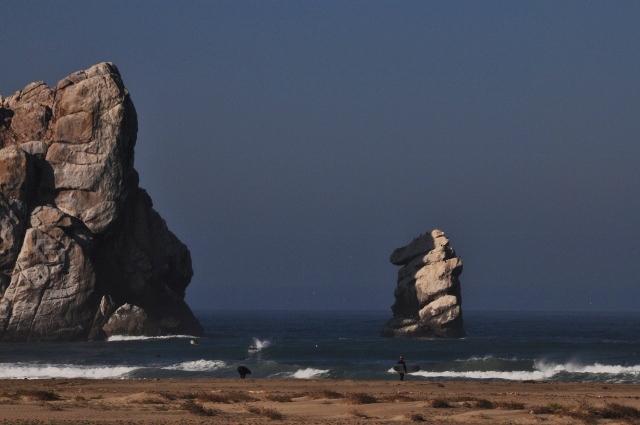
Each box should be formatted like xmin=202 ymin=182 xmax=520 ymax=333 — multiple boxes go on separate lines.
xmin=397 ymin=355 xmax=407 ymax=380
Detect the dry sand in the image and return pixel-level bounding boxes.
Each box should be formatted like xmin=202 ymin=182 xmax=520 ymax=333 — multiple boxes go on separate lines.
xmin=0 ymin=378 xmax=639 ymax=424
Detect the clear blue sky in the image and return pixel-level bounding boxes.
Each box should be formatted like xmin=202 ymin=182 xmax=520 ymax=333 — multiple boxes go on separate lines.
xmin=2 ymin=1 xmax=639 ymax=311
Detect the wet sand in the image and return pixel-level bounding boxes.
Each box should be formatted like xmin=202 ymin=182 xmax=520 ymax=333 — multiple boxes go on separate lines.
xmin=0 ymin=378 xmax=639 ymax=424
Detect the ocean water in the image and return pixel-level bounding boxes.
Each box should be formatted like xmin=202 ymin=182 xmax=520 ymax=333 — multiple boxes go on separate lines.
xmin=1 ymin=310 xmax=639 ymax=383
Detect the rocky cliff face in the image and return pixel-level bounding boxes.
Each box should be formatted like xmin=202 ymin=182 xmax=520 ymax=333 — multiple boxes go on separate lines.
xmin=381 ymin=230 xmax=465 ymax=338
xmin=0 ymin=63 xmax=203 ymax=341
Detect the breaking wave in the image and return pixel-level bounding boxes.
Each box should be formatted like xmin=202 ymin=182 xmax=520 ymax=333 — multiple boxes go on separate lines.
xmin=250 ymin=338 xmax=271 ymax=350
xmin=0 ymin=363 xmax=138 ymax=379
xmin=163 ymin=360 xmax=227 ymax=372
xmin=287 ymin=368 xmax=330 ymax=379
xmin=534 ymin=361 xmax=640 ymax=377
xmin=400 ymin=358 xmax=640 ymax=382
xmin=107 ymin=334 xmax=198 ymax=342
xmin=412 ymin=369 xmax=551 ymax=381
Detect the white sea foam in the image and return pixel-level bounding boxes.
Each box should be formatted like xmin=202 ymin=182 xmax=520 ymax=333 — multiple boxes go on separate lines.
xmin=463 ymin=355 xmax=498 ymax=361
xmin=534 ymin=361 xmax=640 ymax=375
xmin=411 ymin=370 xmax=553 ymax=381
xmin=0 ymin=363 xmax=138 ymax=379
xmin=164 ymin=360 xmax=227 ymax=372
xmin=107 ymin=334 xmax=198 ymax=342
xmin=390 ymin=361 xmax=640 ymax=381
xmin=250 ymin=338 xmax=271 ymax=350
xmin=288 ymin=368 xmax=330 ymax=379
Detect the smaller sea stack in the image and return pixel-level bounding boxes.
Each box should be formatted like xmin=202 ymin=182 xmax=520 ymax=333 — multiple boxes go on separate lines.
xmin=381 ymin=229 xmax=465 ymax=338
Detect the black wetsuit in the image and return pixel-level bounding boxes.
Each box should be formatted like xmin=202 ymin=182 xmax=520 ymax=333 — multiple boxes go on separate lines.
xmin=237 ymin=366 xmax=251 ymax=378
xmin=397 ymin=359 xmax=406 ymax=380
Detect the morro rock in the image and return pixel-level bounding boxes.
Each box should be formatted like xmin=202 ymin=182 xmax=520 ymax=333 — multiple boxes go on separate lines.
xmin=381 ymin=230 xmax=465 ymax=338
xmin=0 ymin=63 xmax=203 ymax=341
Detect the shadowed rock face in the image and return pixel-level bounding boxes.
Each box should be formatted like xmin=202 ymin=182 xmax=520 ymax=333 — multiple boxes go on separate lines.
xmin=0 ymin=63 xmax=203 ymax=341
xmin=381 ymin=230 xmax=465 ymax=338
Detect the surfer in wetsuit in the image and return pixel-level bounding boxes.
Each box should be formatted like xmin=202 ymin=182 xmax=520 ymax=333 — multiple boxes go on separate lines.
xmin=397 ymin=355 xmax=407 ymax=381
xmin=237 ymin=365 xmax=251 ymax=378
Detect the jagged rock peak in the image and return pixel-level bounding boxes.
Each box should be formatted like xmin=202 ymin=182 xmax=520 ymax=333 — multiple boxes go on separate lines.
xmin=0 ymin=63 xmax=203 ymax=341
xmin=381 ymin=229 xmax=465 ymax=338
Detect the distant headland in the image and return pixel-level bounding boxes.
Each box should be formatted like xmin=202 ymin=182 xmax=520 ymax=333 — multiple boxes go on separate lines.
xmin=381 ymin=229 xmax=465 ymax=338
xmin=0 ymin=63 xmax=203 ymax=341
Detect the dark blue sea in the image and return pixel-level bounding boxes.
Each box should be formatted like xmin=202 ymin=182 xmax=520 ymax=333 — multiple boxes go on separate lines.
xmin=1 ymin=311 xmax=639 ymax=382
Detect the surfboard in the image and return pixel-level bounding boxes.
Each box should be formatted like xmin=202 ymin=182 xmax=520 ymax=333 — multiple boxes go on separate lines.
xmin=393 ymin=364 xmax=420 ymax=373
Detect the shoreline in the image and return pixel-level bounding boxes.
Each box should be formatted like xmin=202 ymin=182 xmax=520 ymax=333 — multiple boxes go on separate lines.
xmin=0 ymin=378 xmax=639 ymax=424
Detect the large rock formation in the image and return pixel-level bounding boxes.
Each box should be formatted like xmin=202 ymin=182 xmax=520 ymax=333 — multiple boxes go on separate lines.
xmin=0 ymin=63 xmax=203 ymax=341
xmin=381 ymin=230 xmax=465 ymax=338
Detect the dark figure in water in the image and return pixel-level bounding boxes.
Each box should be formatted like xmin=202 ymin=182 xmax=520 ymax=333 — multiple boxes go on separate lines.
xmin=237 ymin=365 xmax=251 ymax=378
xmin=397 ymin=355 xmax=406 ymax=381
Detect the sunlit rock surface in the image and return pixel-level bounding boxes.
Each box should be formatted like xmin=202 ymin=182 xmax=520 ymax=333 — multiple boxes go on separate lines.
xmin=381 ymin=229 xmax=465 ymax=338
xmin=0 ymin=63 xmax=203 ymax=341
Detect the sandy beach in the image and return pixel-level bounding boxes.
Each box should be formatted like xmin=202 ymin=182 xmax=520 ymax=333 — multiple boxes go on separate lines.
xmin=0 ymin=378 xmax=639 ymax=424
